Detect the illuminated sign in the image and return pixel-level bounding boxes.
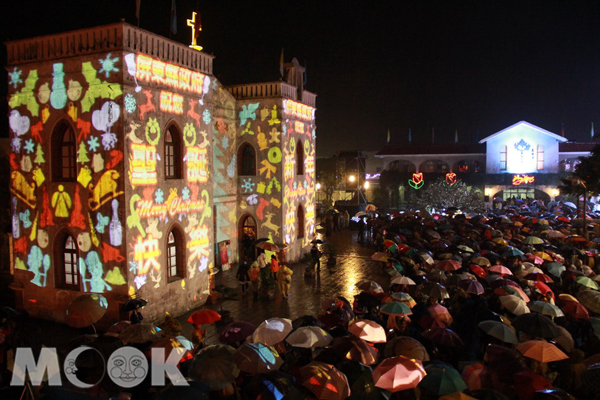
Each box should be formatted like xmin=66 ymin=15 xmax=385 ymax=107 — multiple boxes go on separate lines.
xmin=186 ymin=147 xmax=209 ymax=183
xmin=283 ymin=99 xmax=314 ymax=121
xmin=408 ymin=172 xmax=424 ymax=190
xmin=445 ymin=172 xmax=457 ymax=186
xmin=512 ymin=175 xmax=535 ymax=185
xmin=129 ymin=144 xmax=157 ymax=186
xmin=135 ymin=54 xmax=206 ymax=97
xmin=136 ymin=195 xmax=207 ymax=220
xmin=159 ymin=91 xmax=184 ymax=114
xmin=187 ymin=12 xmax=203 ymax=51
xmin=365 ymin=173 xmax=381 ymax=180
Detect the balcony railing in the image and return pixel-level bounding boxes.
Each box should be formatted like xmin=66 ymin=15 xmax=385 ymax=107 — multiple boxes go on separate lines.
xmin=6 ymin=22 xmax=214 ymax=75
xmin=227 ymin=81 xmax=316 ymax=107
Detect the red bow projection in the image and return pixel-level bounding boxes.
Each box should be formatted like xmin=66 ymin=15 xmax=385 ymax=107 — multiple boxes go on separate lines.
xmin=409 ymin=172 xmax=424 ymax=189
xmin=445 ymin=172 xmax=457 ymax=186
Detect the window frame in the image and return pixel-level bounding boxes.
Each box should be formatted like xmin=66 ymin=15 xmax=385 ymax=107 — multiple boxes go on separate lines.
xmin=238 ymin=143 xmax=257 ymax=176
xmin=297 ymin=205 xmax=305 ymax=239
xmin=55 ymin=232 xmax=80 ymax=290
xmin=166 ymin=226 xmax=185 ymax=281
xmin=500 ymin=145 xmax=507 ymax=171
xmin=165 ymin=124 xmax=183 ymax=180
xmin=296 ymin=141 xmax=305 ymax=175
xmin=52 ymin=120 xmax=77 ymax=182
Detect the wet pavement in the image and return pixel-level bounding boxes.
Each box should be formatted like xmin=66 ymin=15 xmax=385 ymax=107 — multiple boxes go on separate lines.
xmin=32 ymin=227 xmax=387 ymax=348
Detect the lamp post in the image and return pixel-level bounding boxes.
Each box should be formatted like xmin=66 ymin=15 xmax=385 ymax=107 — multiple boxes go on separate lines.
xmin=573 ymin=178 xmax=588 ymax=240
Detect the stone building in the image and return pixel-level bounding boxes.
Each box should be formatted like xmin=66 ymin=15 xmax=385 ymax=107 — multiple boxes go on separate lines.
xmin=6 ymin=22 xmax=316 ymax=326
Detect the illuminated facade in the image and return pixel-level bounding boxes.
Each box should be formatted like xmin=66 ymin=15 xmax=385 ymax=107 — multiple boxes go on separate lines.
xmin=6 ymin=23 xmax=316 ymax=325
xmin=377 ymin=121 xmax=595 ymax=206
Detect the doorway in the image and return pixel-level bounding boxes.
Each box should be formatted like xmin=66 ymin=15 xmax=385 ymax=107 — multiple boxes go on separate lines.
xmin=239 ymin=214 xmax=257 ymax=261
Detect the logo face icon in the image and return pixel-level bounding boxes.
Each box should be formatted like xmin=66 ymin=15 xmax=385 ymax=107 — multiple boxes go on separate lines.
xmin=63 ymin=346 xmax=105 ymax=389
xmin=107 ymin=347 xmax=148 ymax=388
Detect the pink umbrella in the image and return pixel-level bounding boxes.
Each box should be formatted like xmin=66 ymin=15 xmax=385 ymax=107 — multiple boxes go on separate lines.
xmin=348 ymin=319 xmax=387 ymax=343
xmin=372 ymin=356 xmax=426 ymax=392
xmin=489 ymin=265 xmax=513 ymax=276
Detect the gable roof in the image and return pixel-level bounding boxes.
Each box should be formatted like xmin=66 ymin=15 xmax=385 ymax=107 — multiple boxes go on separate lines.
xmin=479 ymin=121 xmax=568 ymax=144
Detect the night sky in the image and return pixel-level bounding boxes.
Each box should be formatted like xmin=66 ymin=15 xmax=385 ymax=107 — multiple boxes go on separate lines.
xmin=3 ymin=1 xmax=600 ymax=156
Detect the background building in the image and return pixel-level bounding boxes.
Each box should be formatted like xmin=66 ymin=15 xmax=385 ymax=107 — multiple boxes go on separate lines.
xmin=6 ymin=22 xmax=316 ymax=325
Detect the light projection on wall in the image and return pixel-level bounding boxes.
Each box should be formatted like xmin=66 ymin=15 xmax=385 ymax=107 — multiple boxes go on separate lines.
xmin=159 ymin=91 xmax=184 ymax=114
xmin=512 ymin=175 xmax=535 ymax=186
xmin=445 ymin=172 xmax=457 ymax=186
xmin=186 ymin=147 xmax=209 ymax=183
xmin=409 ymin=173 xmax=424 ymax=189
xmin=283 ymin=99 xmax=314 ymax=121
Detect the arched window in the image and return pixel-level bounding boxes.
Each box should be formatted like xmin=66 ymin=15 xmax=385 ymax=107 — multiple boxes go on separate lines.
xmin=167 ymin=226 xmax=185 ymax=280
xmin=420 ymin=160 xmax=448 ymax=173
xmin=52 ymin=120 xmax=77 ymax=181
xmin=297 ymin=205 xmax=305 ymax=239
xmin=238 ymin=143 xmax=256 ymax=176
xmin=56 ymin=232 xmax=79 ymax=290
xmin=165 ymin=124 xmax=182 ymax=179
xmin=537 ymin=145 xmax=544 ymax=171
xmin=296 ymin=141 xmax=304 ymax=175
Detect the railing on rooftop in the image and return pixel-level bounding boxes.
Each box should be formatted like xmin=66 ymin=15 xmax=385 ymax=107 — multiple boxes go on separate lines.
xmin=227 ymin=81 xmax=316 ymax=107
xmin=5 ymin=22 xmax=214 ymax=75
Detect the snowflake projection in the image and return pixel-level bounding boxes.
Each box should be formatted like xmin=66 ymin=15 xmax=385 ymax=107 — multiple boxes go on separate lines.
xmin=241 ymin=178 xmax=255 ymax=193
xmin=199 ymin=256 xmax=209 ymax=272
xmin=24 ymin=139 xmax=35 ymax=154
xmin=99 ymin=53 xmax=120 ymax=78
xmin=8 ymin=67 xmax=23 ymax=89
xmin=124 ymin=93 xmax=137 ymax=114
xmin=128 ymin=261 xmax=138 ymax=274
xmin=182 ymin=187 xmax=191 ymax=201
xmin=282 ymin=124 xmax=287 ymax=136
xmin=202 ymin=109 xmax=212 ymax=125
xmin=293 ymin=181 xmax=298 ymax=190
xmin=155 ymin=188 xmax=164 ymax=204
xmin=87 ymin=136 xmax=100 ymax=152
xmin=247 ymin=194 xmax=258 ymax=205
xmin=222 ymin=136 xmax=229 ymax=149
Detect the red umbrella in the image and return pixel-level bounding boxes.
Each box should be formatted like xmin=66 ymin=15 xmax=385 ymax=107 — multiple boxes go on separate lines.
xmin=187 ymin=309 xmax=221 ymax=325
xmin=461 ymin=363 xmax=500 ymax=391
xmin=560 ymin=300 xmax=590 ymax=320
xmin=513 ymin=370 xmax=553 ymax=400
xmin=469 ymin=264 xmax=488 ymax=278
xmin=522 ymin=273 xmax=554 ymax=283
xmin=422 ymin=327 xmax=464 ymax=347
xmin=483 ymin=345 xmax=526 ymax=384
xmin=436 ymin=260 xmax=462 ymax=271
xmin=526 ymin=254 xmax=544 ymax=265
xmin=532 ymin=281 xmax=554 ymax=300
xmin=372 ymin=356 xmax=426 ymax=392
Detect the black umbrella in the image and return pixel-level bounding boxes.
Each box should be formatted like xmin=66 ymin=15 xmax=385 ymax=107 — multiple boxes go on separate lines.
xmin=120 ymin=298 xmax=148 ymax=312
xmin=292 ymin=315 xmax=324 ymax=330
xmin=311 ymin=239 xmax=326 ymax=244
xmin=512 ymin=313 xmax=561 ymax=339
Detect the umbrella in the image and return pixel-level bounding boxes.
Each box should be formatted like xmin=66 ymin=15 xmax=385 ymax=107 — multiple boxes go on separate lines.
xmin=477 ymin=320 xmax=518 ymax=344
xmin=528 ymin=301 xmax=564 ymax=318
xmin=233 ymin=342 xmax=283 ymax=374
xmin=256 ymin=241 xmax=281 ymax=252
xmin=436 ymin=260 xmax=462 ymax=271
xmin=419 ymin=365 xmax=468 ymax=396
xmin=299 ymin=362 xmax=350 ymax=400
xmin=470 ymin=264 xmax=488 ymax=278
xmin=513 ymin=370 xmax=553 ymax=400
xmin=355 ymin=211 xmax=367 ymax=217
xmin=189 ymin=345 xmax=239 ymax=389
xmin=532 ymin=281 xmax=554 ymax=301
xmin=285 ymin=326 xmax=333 ymax=348
xmin=384 ymin=336 xmax=430 ymax=361
xmin=107 ymin=320 xmax=131 ymax=335
xmin=533 ymin=251 xmax=553 ymax=262
xmin=546 ymin=262 xmax=566 ymax=277
xmin=516 ymin=340 xmax=568 ymax=363
xmin=120 ymin=298 xmax=148 ymax=312
xmin=331 ymin=335 xmax=379 ymax=365
xmin=554 ymin=325 xmax=575 ymax=354
xmin=488 ymin=265 xmax=512 ymax=275
xmin=371 ymin=252 xmax=389 ymax=262
xmin=502 ymin=247 xmax=524 ymax=257
xmin=244 ymin=371 xmax=304 ymax=400
xmin=311 ymin=239 xmax=326 ymax=244
xmin=577 ymin=290 xmax=600 ymax=313
xmin=472 ymin=257 xmax=491 ymax=266
xmin=422 ymin=327 xmax=464 ymax=347
xmin=356 ymin=280 xmax=384 ymax=293
xmin=253 ymin=318 xmax=293 ymax=346
xmin=150 ymin=337 xmax=193 ymax=364
xmin=336 ymin=360 xmax=381 ymax=400
xmin=380 ymin=301 xmax=412 ymax=316
xmin=372 ymin=356 xmax=426 ymax=392
xmin=484 ymin=345 xmax=527 ymax=381
xmin=65 ymin=293 xmax=108 ymax=329
xmin=512 ymin=313 xmax=561 ymax=339
xmin=426 ymin=230 xmax=442 ymax=239
xmin=418 ymin=282 xmax=450 ymax=300
xmin=348 ymin=319 xmax=387 ymax=343
xmin=499 ymin=295 xmax=530 ymax=316
xmin=522 ymin=273 xmax=553 ymax=283
xmin=429 ymin=304 xmax=453 ymax=326
xmin=391 ymin=276 xmax=416 ymax=286
xmin=292 ymin=315 xmax=324 ymax=329
xmin=457 ymin=245 xmax=474 ymax=253
xmin=566 ymin=234 xmax=587 ymax=242
xmin=218 ymin=321 xmax=256 ymax=344
xmin=458 ymin=279 xmax=485 ymax=295
xmin=576 ymin=276 xmax=600 ymax=290
xmin=187 ymin=309 xmax=221 ymax=325
xmin=524 ymin=236 xmax=544 ymax=245
xmin=461 ymin=363 xmax=500 ymax=392
xmin=119 ymin=323 xmax=159 ymax=344
xmin=390 ymin=292 xmax=417 ymax=308
xmin=546 ymin=231 xmax=566 ymax=239
xmin=560 ymin=300 xmax=590 ymax=320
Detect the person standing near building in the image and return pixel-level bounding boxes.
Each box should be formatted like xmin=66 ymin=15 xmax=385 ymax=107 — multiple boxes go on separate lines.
xmin=310 ymin=243 xmax=322 ymax=271
xmin=270 ymin=255 xmax=279 ymax=282
xmin=236 ymin=258 xmax=250 ymax=296
xmin=249 ymin=260 xmax=260 ymax=299
xmin=343 ymin=210 xmax=350 ymax=229
xmin=277 ymin=264 xmax=293 ymax=298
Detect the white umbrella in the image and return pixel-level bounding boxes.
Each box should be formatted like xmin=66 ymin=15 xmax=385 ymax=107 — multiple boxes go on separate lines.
xmin=286 ymin=326 xmax=333 ymax=348
xmin=252 ymin=318 xmax=293 ymax=346
xmin=391 ymin=276 xmax=416 ymax=286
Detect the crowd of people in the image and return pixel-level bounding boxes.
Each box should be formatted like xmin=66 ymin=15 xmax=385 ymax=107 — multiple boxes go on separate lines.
xmin=3 ymin=201 xmax=600 ymax=399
